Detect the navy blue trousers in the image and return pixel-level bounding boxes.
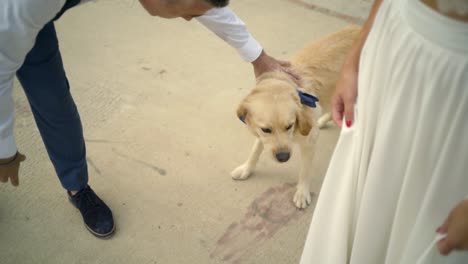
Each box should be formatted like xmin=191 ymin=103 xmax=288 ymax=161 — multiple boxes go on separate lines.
xmin=16 ymin=1 xmax=87 ymax=191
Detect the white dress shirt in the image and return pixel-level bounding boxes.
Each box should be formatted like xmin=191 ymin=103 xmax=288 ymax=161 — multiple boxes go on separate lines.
xmin=0 ymin=0 xmax=263 ymax=158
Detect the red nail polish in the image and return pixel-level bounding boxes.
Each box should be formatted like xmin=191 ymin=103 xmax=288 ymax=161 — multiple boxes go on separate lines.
xmin=346 ymin=120 xmax=352 ymax=127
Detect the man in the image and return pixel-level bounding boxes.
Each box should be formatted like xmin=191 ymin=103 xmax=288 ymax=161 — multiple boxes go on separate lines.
xmin=0 ymin=0 xmax=298 ymax=238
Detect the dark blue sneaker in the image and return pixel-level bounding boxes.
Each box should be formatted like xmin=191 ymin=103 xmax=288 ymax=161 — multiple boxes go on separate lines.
xmin=68 ymin=186 xmax=115 ymax=238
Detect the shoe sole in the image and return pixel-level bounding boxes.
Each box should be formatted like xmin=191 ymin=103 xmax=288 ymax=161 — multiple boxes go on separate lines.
xmin=85 ymin=222 xmax=116 ymax=239
xmin=68 ymin=197 xmax=116 ymax=239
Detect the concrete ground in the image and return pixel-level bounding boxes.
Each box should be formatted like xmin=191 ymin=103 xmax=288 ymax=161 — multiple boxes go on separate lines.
xmin=0 ymin=0 xmax=371 ymax=263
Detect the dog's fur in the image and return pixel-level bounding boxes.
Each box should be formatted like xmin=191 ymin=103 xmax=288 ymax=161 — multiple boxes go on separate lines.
xmin=232 ymin=26 xmax=361 ymax=208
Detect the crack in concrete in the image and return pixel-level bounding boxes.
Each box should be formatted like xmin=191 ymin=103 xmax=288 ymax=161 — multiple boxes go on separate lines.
xmin=286 ymin=0 xmax=365 ymax=24
xmin=86 ymin=157 xmax=102 ymax=175
xmin=112 ymin=148 xmax=167 ymax=176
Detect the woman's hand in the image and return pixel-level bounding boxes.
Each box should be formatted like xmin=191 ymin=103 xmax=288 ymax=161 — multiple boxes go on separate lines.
xmin=332 ymin=63 xmax=358 ymax=128
xmin=437 ymin=199 xmax=468 ymax=255
xmin=331 ymin=0 xmax=383 ymax=128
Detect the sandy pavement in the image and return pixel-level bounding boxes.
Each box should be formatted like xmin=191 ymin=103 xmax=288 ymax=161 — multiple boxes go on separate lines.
xmin=0 ymin=0 xmax=370 ymax=263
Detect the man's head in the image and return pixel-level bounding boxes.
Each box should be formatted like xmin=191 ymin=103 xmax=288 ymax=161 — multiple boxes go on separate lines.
xmin=139 ymin=0 xmax=229 ymax=20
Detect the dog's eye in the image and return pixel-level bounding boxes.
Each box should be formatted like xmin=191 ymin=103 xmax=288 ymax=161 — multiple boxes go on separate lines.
xmin=286 ymin=124 xmax=293 ymax=130
xmin=261 ymin=128 xmax=272 ymax=134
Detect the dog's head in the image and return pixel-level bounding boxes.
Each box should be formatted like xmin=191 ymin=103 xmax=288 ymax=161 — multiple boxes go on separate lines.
xmin=237 ymin=73 xmax=314 ymax=163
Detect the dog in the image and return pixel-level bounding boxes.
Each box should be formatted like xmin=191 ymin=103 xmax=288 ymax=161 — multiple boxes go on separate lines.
xmin=231 ymin=26 xmax=361 ymax=209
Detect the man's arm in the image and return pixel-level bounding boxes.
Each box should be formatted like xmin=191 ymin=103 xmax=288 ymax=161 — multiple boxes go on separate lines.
xmin=0 ymin=0 xmax=64 ymax=159
xmin=195 ymin=7 xmax=262 ymax=62
xmin=0 ymin=0 xmax=64 ymax=185
xmin=196 ymin=7 xmax=300 ymax=81
xmin=0 ymin=0 xmax=65 ymax=159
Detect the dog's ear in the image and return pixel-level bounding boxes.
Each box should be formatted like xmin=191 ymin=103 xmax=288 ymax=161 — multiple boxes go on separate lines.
xmin=296 ymin=108 xmax=313 ymax=136
xmin=237 ymin=101 xmax=249 ymax=124
xmin=292 ymin=91 xmax=313 ymax=136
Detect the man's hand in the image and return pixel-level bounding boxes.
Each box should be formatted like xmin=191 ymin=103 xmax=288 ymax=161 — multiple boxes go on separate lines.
xmin=0 ymin=152 xmax=26 ymax=187
xmin=437 ymin=199 xmax=468 ymax=255
xmin=252 ymin=51 xmax=301 ymax=85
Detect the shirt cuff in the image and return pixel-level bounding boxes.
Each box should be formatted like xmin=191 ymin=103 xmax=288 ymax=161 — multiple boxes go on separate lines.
xmin=0 ymin=134 xmax=17 ymax=159
xmin=237 ymin=36 xmax=263 ymax=63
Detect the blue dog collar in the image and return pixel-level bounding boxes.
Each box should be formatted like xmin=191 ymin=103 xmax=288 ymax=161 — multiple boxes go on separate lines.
xmin=239 ymin=115 xmax=246 ymax=123
xmin=297 ymin=90 xmax=319 ymax=108
xmin=238 ymin=90 xmax=319 ymax=124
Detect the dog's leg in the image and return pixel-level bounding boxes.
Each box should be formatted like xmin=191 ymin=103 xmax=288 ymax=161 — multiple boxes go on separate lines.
xmin=318 ymin=112 xmax=332 ymax=129
xmin=293 ymin=134 xmax=316 ymax=209
xmin=231 ymin=138 xmax=264 ymax=180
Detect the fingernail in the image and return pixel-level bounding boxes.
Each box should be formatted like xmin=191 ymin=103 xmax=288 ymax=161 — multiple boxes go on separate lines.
xmin=346 ymin=120 xmax=352 ymax=127
xmin=436 ymin=227 xmax=442 ymax=233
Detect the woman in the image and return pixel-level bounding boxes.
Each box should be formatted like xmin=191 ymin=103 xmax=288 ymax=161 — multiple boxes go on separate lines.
xmin=300 ymin=0 xmax=468 ymax=263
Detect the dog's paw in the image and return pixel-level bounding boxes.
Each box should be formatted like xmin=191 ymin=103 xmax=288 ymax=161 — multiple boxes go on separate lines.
xmin=293 ymin=187 xmax=311 ymax=209
xmin=318 ymin=112 xmax=332 ymax=129
xmin=317 ymin=119 xmax=327 ymax=129
xmin=231 ymin=164 xmax=252 ymax=180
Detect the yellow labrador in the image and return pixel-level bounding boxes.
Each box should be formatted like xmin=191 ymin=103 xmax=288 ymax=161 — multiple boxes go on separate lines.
xmin=232 ymin=26 xmax=361 ymax=208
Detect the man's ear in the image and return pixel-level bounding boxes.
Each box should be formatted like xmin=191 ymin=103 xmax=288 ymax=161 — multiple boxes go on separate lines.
xmin=237 ymin=101 xmax=249 ymax=124
xmin=296 ymin=108 xmax=313 ymax=136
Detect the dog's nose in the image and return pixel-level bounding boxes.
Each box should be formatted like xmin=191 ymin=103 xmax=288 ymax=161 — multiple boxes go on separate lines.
xmin=275 ymin=152 xmax=290 ymax=163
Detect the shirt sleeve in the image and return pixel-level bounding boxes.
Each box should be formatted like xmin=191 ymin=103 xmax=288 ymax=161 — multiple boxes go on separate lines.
xmin=0 ymin=0 xmax=65 ymax=158
xmin=196 ymin=7 xmax=263 ymax=63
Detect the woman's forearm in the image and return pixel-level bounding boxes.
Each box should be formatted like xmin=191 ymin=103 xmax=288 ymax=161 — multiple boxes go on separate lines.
xmin=344 ymin=0 xmax=383 ymax=70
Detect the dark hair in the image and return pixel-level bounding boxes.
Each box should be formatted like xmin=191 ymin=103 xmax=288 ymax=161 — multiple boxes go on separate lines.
xmin=204 ymin=0 xmax=229 ymax=7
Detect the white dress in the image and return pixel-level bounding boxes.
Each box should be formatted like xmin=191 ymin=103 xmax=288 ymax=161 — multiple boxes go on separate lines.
xmin=300 ymin=0 xmax=468 ymax=263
